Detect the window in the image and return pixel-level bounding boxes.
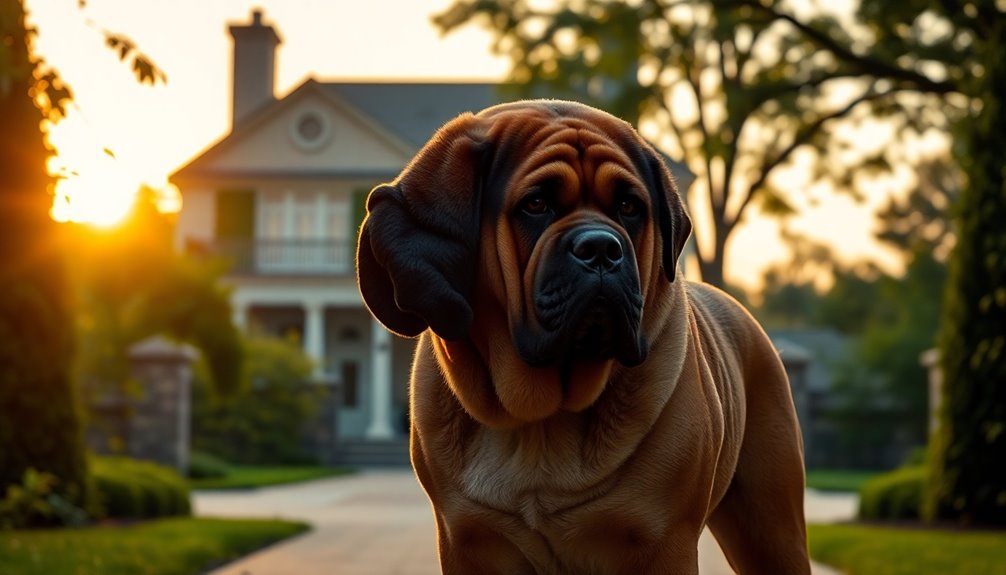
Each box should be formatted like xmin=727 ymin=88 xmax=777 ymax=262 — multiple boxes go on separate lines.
xmin=297 ymin=114 xmax=323 ymax=141
xmin=260 ymin=191 xmax=284 ymax=239
xmin=289 ymin=110 xmax=332 ymax=152
xmin=254 ymin=189 xmax=353 ymax=273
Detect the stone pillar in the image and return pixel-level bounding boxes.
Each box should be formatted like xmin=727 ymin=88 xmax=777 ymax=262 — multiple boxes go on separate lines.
xmin=127 ymin=337 xmax=198 ymax=473
xmin=304 ymin=301 xmax=326 ymax=378
xmin=366 ymin=318 xmax=394 ymax=439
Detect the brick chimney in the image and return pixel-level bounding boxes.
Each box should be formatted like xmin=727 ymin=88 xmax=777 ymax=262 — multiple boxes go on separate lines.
xmin=228 ymin=9 xmax=282 ymax=129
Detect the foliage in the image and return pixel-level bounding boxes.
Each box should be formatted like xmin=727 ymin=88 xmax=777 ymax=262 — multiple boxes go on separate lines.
xmin=90 ymin=456 xmax=191 ymax=520
xmin=68 ymin=189 xmax=243 ymax=401
xmin=0 ymin=0 xmax=89 ymax=517
xmin=928 ymin=7 xmax=1006 ymax=526
xmin=435 ymin=0 xmax=957 ymax=287
xmin=0 ymin=469 xmax=88 ymax=530
xmin=858 ymin=466 xmax=926 ymax=521
xmin=191 ymin=337 xmax=322 ymax=465
xmin=187 ymin=451 xmax=231 ymax=480
xmin=755 ymin=239 xmax=942 ymax=462
xmin=807 ymin=523 xmax=1006 ymax=575
xmin=0 ymin=517 xmax=309 ymax=575
xmin=754 ymin=153 xmax=953 ymax=464
xmin=190 ymin=465 xmax=350 ymax=491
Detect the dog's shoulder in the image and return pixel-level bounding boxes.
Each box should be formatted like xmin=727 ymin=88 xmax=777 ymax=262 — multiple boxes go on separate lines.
xmin=682 ymin=280 xmax=775 ymax=362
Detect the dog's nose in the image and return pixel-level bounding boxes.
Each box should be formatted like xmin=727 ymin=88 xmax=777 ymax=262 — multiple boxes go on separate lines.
xmin=571 ymin=229 xmax=624 ymax=271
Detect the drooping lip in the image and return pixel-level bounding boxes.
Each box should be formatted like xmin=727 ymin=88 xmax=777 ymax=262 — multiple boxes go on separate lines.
xmin=567 ymin=297 xmax=618 ymax=358
xmin=516 ymin=286 xmax=647 ymax=368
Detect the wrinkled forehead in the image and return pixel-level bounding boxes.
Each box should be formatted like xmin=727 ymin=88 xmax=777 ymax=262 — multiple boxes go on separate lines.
xmin=476 ymin=101 xmax=651 ymax=204
xmin=477 ymin=100 xmax=634 ymax=136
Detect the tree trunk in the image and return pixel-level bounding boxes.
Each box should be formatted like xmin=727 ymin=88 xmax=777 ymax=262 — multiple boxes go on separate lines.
xmin=0 ymin=0 xmax=88 ymax=518
xmin=926 ymin=11 xmax=1006 ymax=526
xmin=695 ymin=223 xmax=730 ymax=290
xmin=697 ymin=256 xmax=726 ymax=290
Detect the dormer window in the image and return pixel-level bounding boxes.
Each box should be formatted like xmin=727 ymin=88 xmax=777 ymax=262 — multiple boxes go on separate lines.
xmin=290 ymin=110 xmax=331 ymax=152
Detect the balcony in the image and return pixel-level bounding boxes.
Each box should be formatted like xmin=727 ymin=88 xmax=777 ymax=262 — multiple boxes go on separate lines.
xmin=200 ymin=239 xmax=354 ymax=276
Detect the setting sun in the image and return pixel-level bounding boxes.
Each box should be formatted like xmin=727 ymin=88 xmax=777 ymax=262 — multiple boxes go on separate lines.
xmin=45 ymin=110 xmax=178 ymax=227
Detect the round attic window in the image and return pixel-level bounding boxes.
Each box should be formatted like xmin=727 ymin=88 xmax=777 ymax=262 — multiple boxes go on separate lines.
xmin=290 ymin=110 xmax=331 ymax=152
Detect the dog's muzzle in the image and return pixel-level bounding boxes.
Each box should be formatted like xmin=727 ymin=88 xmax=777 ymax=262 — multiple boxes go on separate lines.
xmin=516 ymin=225 xmax=647 ymax=368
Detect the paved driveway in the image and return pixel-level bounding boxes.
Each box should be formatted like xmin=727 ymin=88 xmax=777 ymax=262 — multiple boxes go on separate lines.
xmin=195 ymin=469 xmax=854 ymax=574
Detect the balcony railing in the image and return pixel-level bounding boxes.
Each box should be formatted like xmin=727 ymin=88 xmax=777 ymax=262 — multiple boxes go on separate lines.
xmin=204 ymin=239 xmax=354 ymax=276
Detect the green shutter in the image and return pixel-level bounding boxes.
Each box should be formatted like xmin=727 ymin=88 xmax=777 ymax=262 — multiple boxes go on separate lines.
xmin=216 ymin=189 xmax=256 ymax=238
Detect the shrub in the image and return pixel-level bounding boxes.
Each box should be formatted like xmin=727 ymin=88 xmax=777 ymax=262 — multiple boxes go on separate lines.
xmin=0 ymin=469 xmax=87 ymax=529
xmin=192 ymin=337 xmax=322 ymax=465
xmin=188 ymin=451 xmax=231 ymax=479
xmin=90 ymin=456 xmax=191 ymax=519
xmin=858 ymin=466 xmax=926 ymax=521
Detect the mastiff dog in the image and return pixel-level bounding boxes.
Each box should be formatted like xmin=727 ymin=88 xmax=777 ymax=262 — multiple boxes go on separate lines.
xmin=356 ymin=100 xmax=810 ymax=574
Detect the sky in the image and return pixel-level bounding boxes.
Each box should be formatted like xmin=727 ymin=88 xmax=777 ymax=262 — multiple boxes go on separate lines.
xmin=26 ymin=0 xmax=913 ymax=291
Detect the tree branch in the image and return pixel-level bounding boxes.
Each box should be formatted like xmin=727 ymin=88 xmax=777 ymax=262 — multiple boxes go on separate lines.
xmin=730 ymin=86 xmax=895 ymax=227
xmin=739 ymin=1 xmax=961 ymax=95
xmin=682 ymin=39 xmax=722 ymax=216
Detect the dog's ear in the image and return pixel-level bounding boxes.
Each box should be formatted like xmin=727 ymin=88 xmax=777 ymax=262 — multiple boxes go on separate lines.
xmin=642 ymin=147 xmax=692 ymax=283
xmin=356 ymin=113 xmax=487 ymax=340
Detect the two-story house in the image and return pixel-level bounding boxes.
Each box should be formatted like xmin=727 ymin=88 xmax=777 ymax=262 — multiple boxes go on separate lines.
xmin=170 ymin=10 xmax=693 ymax=462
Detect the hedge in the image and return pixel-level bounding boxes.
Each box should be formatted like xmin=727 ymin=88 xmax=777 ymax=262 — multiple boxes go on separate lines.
xmin=187 ymin=451 xmax=231 ymax=480
xmin=858 ymin=465 xmax=926 ymax=521
xmin=90 ymin=456 xmax=191 ymax=520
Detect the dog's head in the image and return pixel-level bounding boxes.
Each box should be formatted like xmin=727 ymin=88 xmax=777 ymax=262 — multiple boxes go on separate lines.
xmin=357 ymin=100 xmax=691 ymax=423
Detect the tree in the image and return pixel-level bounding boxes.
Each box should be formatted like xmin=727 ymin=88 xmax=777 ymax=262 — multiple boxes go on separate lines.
xmin=754 ymin=154 xmax=954 ymax=467
xmin=746 ymin=0 xmax=1003 ymax=524
xmin=926 ymin=9 xmax=1006 ymax=526
xmin=69 ymin=189 xmax=243 ymax=405
xmin=844 ymin=157 xmax=954 ymax=426
xmin=1 ymin=0 xmax=168 ymax=519
xmin=0 ymin=0 xmax=88 ymax=511
xmin=434 ymin=0 xmax=956 ymax=288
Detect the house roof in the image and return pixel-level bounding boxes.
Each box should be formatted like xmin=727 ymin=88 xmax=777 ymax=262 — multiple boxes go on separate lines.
xmin=170 ymin=79 xmax=694 ymax=188
xmin=320 ymin=82 xmax=503 ymax=149
xmin=768 ymin=328 xmax=851 ymax=393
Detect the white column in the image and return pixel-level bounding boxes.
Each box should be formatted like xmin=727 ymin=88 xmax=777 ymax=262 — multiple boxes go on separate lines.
xmin=365 ymin=318 xmax=395 ymax=439
xmin=232 ymin=300 xmax=248 ymax=331
xmin=304 ymin=302 xmax=325 ymax=379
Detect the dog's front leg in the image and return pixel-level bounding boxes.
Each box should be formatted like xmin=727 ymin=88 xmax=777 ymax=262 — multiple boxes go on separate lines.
xmin=435 ymin=513 xmax=538 ymax=575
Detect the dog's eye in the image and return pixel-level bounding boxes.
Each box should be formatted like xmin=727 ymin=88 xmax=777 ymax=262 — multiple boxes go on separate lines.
xmin=618 ymin=197 xmax=643 ymax=218
xmin=522 ymin=195 xmax=550 ymax=215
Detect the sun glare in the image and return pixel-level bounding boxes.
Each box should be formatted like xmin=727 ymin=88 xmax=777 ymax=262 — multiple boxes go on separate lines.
xmin=45 ymin=112 xmax=177 ymax=227
xmin=50 ymin=174 xmax=136 ymax=227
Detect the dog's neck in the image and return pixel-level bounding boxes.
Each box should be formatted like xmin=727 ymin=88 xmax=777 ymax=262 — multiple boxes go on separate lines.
xmin=444 ymin=282 xmax=692 ymax=518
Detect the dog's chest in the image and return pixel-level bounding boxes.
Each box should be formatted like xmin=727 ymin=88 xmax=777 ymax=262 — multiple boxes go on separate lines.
xmin=457 ymin=429 xmax=670 ymax=570
xmin=460 ymin=425 xmax=605 ymax=522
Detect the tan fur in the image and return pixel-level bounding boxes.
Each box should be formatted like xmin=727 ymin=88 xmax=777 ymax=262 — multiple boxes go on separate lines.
xmin=360 ymin=101 xmax=810 ymax=574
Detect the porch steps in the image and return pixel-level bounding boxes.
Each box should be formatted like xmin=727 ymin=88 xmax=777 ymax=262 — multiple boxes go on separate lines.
xmin=333 ymin=438 xmax=410 ymax=467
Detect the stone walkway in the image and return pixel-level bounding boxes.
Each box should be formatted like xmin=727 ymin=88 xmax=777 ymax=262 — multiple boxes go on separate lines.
xmin=195 ymin=469 xmax=855 ymax=574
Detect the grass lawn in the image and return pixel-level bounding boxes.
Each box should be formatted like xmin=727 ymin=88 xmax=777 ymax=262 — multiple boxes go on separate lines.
xmin=190 ymin=465 xmax=351 ymax=490
xmin=0 ymin=517 xmax=308 ymax=575
xmin=809 ymin=523 xmax=1006 ymax=575
xmin=805 ymin=469 xmax=879 ymax=492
